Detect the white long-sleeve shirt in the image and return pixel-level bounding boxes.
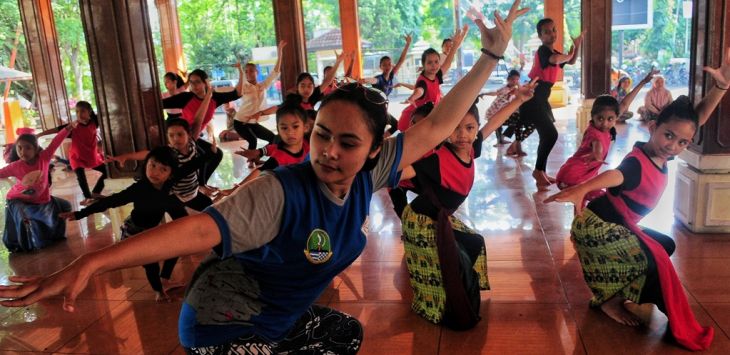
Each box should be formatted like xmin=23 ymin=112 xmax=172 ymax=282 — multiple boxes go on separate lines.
xmin=234 ymin=69 xmax=280 ymax=123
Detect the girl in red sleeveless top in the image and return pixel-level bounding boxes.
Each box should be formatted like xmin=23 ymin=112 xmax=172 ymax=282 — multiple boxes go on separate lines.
xmin=545 ymin=55 xmax=730 ymax=351
xmin=520 ymin=18 xmax=584 ymax=190
xmin=400 ymin=80 xmax=537 ymax=328
xmin=555 ymin=69 xmax=657 ymax=200
xmin=221 ymin=105 xmax=309 ymax=196
xmin=397 ymin=26 xmax=467 ymax=132
xmin=39 ymin=101 xmax=108 ymax=206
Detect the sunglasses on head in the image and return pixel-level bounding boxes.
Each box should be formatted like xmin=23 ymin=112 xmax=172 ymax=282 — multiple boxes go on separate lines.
xmin=335 ymin=83 xmax=389 ymax=106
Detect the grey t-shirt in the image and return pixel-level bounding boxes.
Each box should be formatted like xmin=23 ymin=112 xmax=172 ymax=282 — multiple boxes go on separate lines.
xmin=211 ymin=135 xmax=402 ymax=254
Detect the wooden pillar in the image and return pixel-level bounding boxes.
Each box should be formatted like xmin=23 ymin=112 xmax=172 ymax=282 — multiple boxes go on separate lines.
xmin=79 ymin=0 xmax=165 ymax=177
xmin=273 ymin=0 xmax=307 ymax=91
xmin=674 ymin=0 xmax=730 ymax=233
xmin=544 ymin=0 xmax=564 ymax=81
xmin=580 ymin=0 xmax=611 ymax=99
xmin=575 ymin=0 xmax=612 ymax=138
xmin=155 ymin=0 xmax=186 ymax=74
xmin=338 ymin=0 xmax=363 ymax=78
xmin=17 ymin=0 xmax=70 ymax=129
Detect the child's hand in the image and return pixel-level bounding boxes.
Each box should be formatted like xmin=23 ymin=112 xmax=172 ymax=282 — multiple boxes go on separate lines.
xmin=453 ymin=25 xmax=469 ymax=48
xmin=473 ymin=0 xmax=529 ymax=59
xmin=404 ymin=33 xmax=412 ymax=44
xmin=703 ymin=47 xmax=730 ymax=89
xmin=204 ymin=79 xmax=213 ymax=98
xmin=640 ymin=67 xmax=660 ymax=85
xmin=58 ymin=212 xmax=77 ymax=221
xmin=104 ymin=155 xmax=126 ymax=168
xmin=579 ymin=152 xmax=608 ymax=165
xmin=515 ymin=77 xmax=538 ymax=102
xmin=334 ymin=50 xmax=344 ymax=63
xmin=544 ymin=185 xmax=588 ymax=214
xmin=277 ymin=40 xmax=287 ymax=52
xmin=231 ymin=61 xmax=241 ymax=69
xmin=235 ymin=149 xmax=261 ymax=160
xmin=572 ymin=30 xmax=587 ymax=47
xmin=66 ymin=120 xmax=79 ymax=130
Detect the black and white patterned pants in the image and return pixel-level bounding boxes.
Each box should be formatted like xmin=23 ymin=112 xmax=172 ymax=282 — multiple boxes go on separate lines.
xmin=186 ymin=305 xmax=362 ymax=355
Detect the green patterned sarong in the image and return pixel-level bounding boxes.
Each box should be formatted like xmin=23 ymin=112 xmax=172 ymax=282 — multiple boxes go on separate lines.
xmin=402 ymin=205 xmax=489 ymax=324
xmin=572 ymin=209 xmax=648 ymax=306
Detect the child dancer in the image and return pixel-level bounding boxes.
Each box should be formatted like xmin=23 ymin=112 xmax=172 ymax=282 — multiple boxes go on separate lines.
xmin=555 ymin=69 xmax=658 ymax=197
xmin=545 ymin=54 xmax=729 ymax=351
xmin=0 ymin=3 xmax=529 ymax=352
xmin=109 ymin=87 xmax=215 ymax=211
xmin=38 ymin=101 xmax=108 ymax=205
xmin=233 ymin=41 xmax=286 ymax=150
xmin=611 ymin=76 xmax=635 ymax=122
xmin=286 ymin=51 xmax=347 ymax=111
xmin=478 ymin=69 xmax=533 ymax=148
xmin=163 ymin=68 xmax=241 ymax=186
xmin=388 ymin=102 xmax=434 ymax=218
xmin=361 ymin=34 xmax=412 ymax=97
xmin=520 ymin=18 xmax=584 ymax=189
xmin=397 ymin=26 xmax=468 ymax=132
xmin=162 ymin=72 xmax=187 ymax=120
xmin=1 ymin=122 xmax=76 ymax=252
xmin=223 ymin=105 xmax=309 ymax=195
xmin=60 ymin=147 xmax=187 ymax=301
xmin=401 ymin=79 xmax=536 ymax=329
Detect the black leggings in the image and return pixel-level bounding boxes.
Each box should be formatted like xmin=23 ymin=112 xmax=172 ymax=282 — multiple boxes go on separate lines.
xmin=186 ymin=305 xmax=362 ymax=355
xmin=233 ymin=120 xmax=275 ymax=150
xmin=143 ymin=258 xmax=178 ymax=292
xmin=638 ymin=227 xmax=676 ymax=313
xmin=519 ymin=86 xmax=557 ymax=171
xmin=75 ymin=164 xmax=108 ymax=198
xmin=195 ymin=139 xmax=223 ymax=186
xmin=182 ymin=193 xmax=213 ymax=212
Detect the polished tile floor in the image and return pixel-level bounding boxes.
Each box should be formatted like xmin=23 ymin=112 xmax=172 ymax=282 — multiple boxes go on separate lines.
xmin=1 ymin=101 xmax=729 ymax=354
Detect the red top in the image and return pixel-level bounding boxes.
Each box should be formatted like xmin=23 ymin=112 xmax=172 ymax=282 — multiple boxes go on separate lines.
xmin=555 ymin=124 xmax=614 ymax=187
xmin=69 ymin=121 xmax=104 ymax=170
xmin=528 ymin=45 xmax=564 ymax=84
xmin=268 ymin=142 xmax=309 ymax=167
xmin=398 ymin=70 xmax=443 ymax=132
xmin=0 ymin=129 xmax=70 ymax=204
xmin=606 ymin=144 xmax=713 ymax=351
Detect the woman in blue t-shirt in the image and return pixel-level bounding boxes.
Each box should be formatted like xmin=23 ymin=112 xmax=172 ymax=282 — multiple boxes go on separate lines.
xmin=0 ymin=3 xmax=529 ymax=353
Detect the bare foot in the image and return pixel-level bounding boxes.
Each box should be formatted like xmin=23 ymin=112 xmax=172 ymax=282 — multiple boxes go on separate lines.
xmin=533 ymin=170 xmax=552 ymax=190
xmin=599 ymin=296 xmax=641 ymax=326
xmin=506 ymin=143 xmax=517 ymax=156
xmin=623 ymin=300 xmax=654 ymax=324
xmin=80 ymin=198 xmax=96 ymax=206
xmin=516 ymin=150 xmax=528 ymax=157
xmin=91 ymin=193 xmax=106 ymax=199
xmin=161 ymin=279 xmax=185 ymax=292
xmin=155 ymin=290 xmax=171 ymax=302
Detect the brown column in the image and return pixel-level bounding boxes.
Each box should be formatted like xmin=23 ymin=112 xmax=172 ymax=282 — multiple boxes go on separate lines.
xmin=79 ymin=0 xmax=165 ymax=177
xmin=580 ymin=0 xmax=611 ymax=99
xmin=689 ymin=0 xmax=730 ymax=155
xmin=674 ymin=0 xmax=730 ymax=233
xmin=544 ymin=0 xmax=564 ymax=82
xmin=338 ymin=0 xmax=362 ymax=78
xmin=18 ymin=0 xmax=71 ymax=129
xmin=273 ymin=0 xmax=307 ymax=91
xmin=155 ymin=0 xmax=186 ymax=74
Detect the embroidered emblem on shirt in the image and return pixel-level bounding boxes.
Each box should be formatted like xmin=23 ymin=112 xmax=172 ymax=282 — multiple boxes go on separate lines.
xmin=304 ymin=228 xmax=333 ymax=264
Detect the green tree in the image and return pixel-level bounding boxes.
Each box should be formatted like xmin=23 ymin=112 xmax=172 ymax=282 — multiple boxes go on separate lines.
xmin=52 ymin=0 xmax=92 ymax=102
xmin=358 ymin=0 xmax=422 ymax=56
xmin=0 ymin=1 xmax=33 ymax=101
xmin=178 ymin=0 xmax=276 ymax=78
